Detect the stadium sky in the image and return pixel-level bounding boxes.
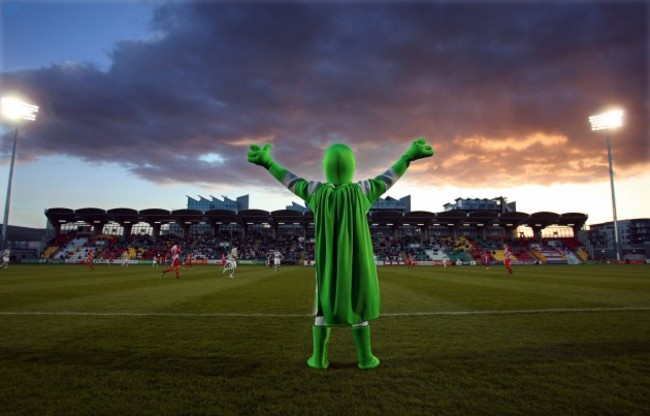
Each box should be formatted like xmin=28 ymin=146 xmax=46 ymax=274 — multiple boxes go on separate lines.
xmin=0 ymin=0 xmax=648 ymax=230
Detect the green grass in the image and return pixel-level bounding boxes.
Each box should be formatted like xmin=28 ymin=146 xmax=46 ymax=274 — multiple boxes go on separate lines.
xmin=0 ymin=264 xmax=649 ymax=415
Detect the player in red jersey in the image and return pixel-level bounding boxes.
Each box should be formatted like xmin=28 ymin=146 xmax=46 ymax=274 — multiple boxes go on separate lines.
xmin=161 ymin=243 xmax=182 ymax=279
xmin=406 ymin=253 xmax=415 ymax=269
xmin=86 ymin=249 xmax=94 ymax=271
xmin=482 ymin=251 xmax=491 ymax=270
xmin=503 ymin=244 xmax=513 ymax=275
xmin=184 ymin=252 xmax=194 ymax=270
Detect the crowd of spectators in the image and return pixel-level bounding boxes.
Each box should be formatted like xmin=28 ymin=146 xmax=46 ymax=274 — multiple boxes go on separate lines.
xmin=43 ymin=230 xmax=585 ymax=265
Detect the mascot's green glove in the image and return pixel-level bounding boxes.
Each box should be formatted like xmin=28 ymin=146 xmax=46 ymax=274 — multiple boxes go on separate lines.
xmin=247 ymin=144 xmax=287 ymax=183
xmin=403 ymin=137 xmax=434 ymax=162
xmin=391 ymin=137 xmax=435 ymax=176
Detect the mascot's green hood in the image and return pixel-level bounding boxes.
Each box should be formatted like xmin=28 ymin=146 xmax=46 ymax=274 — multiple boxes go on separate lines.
xmin=323 ymin=144 xmax=355 ymax=186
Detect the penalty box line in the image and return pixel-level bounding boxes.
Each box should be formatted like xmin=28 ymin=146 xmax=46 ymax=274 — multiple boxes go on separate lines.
xmin=0 ymin=306 xmax=649 ymax=318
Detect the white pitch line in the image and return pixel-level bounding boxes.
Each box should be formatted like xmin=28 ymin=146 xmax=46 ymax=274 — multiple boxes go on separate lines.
xmin=382 ymin=306 xmax=650 ymax=316
xmin=0 ymin=306 xmax=649 ymax=318
xmin=0 ymin=311 xmax=310 ymax=318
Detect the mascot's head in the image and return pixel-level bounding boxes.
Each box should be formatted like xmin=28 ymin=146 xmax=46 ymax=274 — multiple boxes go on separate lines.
xmin=323 ymin=143 xmax=355 ymax=186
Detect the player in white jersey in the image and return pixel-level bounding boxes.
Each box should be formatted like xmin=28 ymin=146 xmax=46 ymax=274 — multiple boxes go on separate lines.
xmin=273 ymin=250 xmax=284 ymax=271
xmin=121 ymin=249 xmax=130 ymax=267
xmin=0 ymin=248 xmax=10 ymax=270
xmin=222 ymin=247 xmax=238 ymax=278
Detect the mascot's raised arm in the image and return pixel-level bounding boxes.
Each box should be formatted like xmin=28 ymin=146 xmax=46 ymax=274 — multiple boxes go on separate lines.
xmin=247 ymin=138 xmax=434 ymax=370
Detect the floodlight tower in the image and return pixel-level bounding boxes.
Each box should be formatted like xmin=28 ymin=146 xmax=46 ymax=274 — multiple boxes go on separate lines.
xmin=588 ymin=109 xmax=624 ymax=261
xmin=0 ymin=97 xmax=39 ymax=252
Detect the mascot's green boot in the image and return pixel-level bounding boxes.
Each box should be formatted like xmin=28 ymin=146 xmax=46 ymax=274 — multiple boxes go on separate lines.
xmin=307 ymin=325 xmax=331 ymax=369
xmin=352 ymin=325 xmax=380 ymax=370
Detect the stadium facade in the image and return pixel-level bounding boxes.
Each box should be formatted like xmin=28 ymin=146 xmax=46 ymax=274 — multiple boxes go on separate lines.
xmin=186 ymin=195 xmax=249 ymax=212
xmin=44 ymin=202 xmax=588 ymax=244
xmin=444 ymin=196 xmax=516 ymax=213
xmin=275 ymin=195 xmax=411 ymax=214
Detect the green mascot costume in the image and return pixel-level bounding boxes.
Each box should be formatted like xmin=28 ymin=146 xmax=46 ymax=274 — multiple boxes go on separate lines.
xmin=247 ymin=138 xmax=434 ymax=369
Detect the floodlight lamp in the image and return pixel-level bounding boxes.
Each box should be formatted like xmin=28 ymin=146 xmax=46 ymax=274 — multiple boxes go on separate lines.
xmin=1 ymin=97 xmax=39 ymax=121
xmin=589 ymin=109 xmax=624 ymax=131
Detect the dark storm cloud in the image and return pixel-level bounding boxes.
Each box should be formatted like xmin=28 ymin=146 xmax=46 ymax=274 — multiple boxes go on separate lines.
xmin=1 ymin=0 xmax=647 ymax=189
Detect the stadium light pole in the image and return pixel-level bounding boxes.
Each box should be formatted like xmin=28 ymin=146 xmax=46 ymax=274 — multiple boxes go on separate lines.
xmin=588 ymin=109 xmax=624 ymax=262
xmin=0 ymin=97 xmax=39 ymax=252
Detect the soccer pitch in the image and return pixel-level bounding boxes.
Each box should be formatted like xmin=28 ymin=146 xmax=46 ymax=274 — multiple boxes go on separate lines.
xmin=0 ymin=264 xmax=649 ymax=415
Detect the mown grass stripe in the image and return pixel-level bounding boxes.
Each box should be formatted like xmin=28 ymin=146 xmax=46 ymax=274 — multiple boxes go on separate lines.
xmin=1 ymin=305 xmax=648 ymax=318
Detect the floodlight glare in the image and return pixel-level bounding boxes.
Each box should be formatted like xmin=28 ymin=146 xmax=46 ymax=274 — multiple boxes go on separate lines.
xmin=1 ymin=95 xmax=39 ymax=252
xmin=588 ymin=107 xmax=625 ymax=261
xmin=589 ymin=109 xmax=623 ymax=131
xmin=1 ymin=97 xmax=39 ymax=122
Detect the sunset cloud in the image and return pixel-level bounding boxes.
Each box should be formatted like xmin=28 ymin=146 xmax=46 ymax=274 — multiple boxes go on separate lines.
xmin=1 ymin=0 xmax=647 ymax=194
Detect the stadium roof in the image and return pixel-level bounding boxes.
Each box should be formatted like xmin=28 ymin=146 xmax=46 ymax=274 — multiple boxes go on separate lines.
xmin=44 ymin=208 xmax=588 ymax=231
xmin=75 ymin=208 xmax=106 ymax=226
xmin=172 ymin=209 xmax=204 ymax=225
xmin=436 ymin=210 xmax=469 ymax=227
xmin=45 ymin=208 xmax=75 ymax=224
xmin=369 ymin=210 xmax=402 ymax=226
xmin=496 ymin=212 xmax=531 ymax=228
xmin=271 ymin=209 xmax=307 ymax=226
xmin=239 ymin=209 xmax=271 ymax=225
xmin=205 ymin=209 xmax=242 ymax=225
xmin=401 ymin=211 xmax=437 ymax=226
xmin=107 ymin=208 xmax=139 ymax=224
xmin=138 ymin=209 xmax=174 ymax=224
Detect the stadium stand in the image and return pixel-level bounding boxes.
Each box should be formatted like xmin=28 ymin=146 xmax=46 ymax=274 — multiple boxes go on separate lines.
xmin=40 ymin=207 xmax=597 ymax=265
xmin=42 ymin=230 xmax=599 ymax=267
